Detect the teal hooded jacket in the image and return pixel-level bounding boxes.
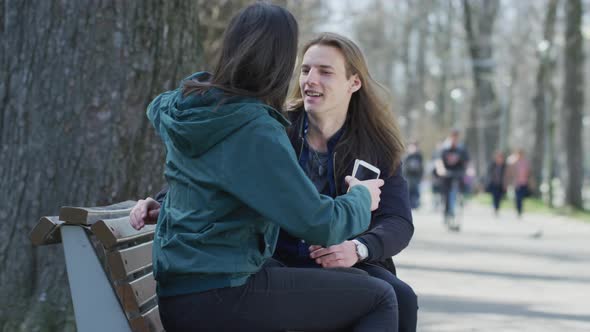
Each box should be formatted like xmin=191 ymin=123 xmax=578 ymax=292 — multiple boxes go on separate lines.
xmin=147 ymin=73 xmax=372 ymax=297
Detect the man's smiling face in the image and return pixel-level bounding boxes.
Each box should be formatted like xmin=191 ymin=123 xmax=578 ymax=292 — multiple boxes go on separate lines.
xmin=299 ymin=44 xmax=361 ymax=117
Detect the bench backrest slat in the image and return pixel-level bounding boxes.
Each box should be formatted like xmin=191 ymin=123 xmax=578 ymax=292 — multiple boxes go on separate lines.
xmin=129 ymin=305 xmax=164 ymax=332
xmin=107 ymin=241 xmax=153 ymax=280
xmin=116 ymin=273 xmax=157 ymax=313
xmin=59 ymin=200 xmax=137 ymax=225
xmin=30 ymin=216 xmax=63 ymax=246
xmin=32 ymin=201 xmax=165 ymax=331
xmin=91 ymin=217 xmax=155 ymax=249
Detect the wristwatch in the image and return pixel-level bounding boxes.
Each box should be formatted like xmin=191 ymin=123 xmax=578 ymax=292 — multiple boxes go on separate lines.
xmin=352 ymin=239 xmax=369 ymax=262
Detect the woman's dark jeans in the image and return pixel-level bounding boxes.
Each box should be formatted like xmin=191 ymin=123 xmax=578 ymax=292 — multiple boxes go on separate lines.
xmin=158 ymin=262 xmax=398 ymax=332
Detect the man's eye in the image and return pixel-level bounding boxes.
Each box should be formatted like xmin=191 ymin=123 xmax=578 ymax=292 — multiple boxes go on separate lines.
xmin=301 ymin=69 xmax=309 ymax=74
xmin=321 ymin=71 xmax=332 ymax=75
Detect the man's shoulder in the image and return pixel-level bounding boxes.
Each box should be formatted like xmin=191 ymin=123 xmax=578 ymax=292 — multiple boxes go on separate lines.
xmin=286 ymin=108 xmax=304 ymax=121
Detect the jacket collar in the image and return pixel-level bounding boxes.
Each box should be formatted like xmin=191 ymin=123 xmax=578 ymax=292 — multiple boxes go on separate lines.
xmin=289 ymin=109 xmax=346 ymax=196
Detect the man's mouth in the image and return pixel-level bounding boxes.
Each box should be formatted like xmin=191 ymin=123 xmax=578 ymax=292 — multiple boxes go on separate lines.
xmin=304 ymin=90 xmax=323 ymax=97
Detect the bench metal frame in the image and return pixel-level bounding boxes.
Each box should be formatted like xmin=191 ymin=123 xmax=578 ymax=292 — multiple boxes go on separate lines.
xmin=61 ymin=225 xmax=132 ymax=332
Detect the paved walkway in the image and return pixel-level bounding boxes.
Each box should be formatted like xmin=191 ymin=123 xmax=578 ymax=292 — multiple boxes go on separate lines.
xmin=395 ymin=198 xmax=590 ymax=331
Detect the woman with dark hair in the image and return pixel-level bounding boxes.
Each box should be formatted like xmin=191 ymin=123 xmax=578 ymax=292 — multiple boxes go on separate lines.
xmin=132 ymin=3 xmax=398 ymax=331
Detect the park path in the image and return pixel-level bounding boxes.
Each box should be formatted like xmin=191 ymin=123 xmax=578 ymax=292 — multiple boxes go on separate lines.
xmin=394 ymin=198 xmax=590 ymax=331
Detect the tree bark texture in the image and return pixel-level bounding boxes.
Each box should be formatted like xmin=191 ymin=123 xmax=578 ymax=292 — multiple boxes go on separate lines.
xmin=434 ymin=0 xmax=455 ymax=126
xmin=0 ymin=1 xmax=202 ymax=330
xmin=532 ymin=0 xmax=558 ymax=196
xmin=562 ymin=0 xmax=585 ymax=209
xmin=462 ymin=0 xmax=500 ymax=175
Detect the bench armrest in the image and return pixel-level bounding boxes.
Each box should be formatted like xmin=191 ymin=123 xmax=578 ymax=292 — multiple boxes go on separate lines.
xmin=61 ymin=225 xmax=132 ymax=332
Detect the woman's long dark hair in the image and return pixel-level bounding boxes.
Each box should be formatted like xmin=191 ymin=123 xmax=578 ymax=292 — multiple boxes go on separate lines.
xmin=183 ymin=2 xmax=298 ymax=111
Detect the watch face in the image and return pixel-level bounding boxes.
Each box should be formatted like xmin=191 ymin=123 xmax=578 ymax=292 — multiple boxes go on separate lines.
xmin=359 ymin=246 xmax=368 ymax=259
xmin=355 ymin=241 xmax=368 ymax=260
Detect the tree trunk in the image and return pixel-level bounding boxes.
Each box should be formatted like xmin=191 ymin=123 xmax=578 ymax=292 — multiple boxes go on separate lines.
xmin=400 ymin=2 xmax=416 ymax=138
xmin=532 ymin=0 xmax=558 ymax=197
xmin=462 ymin=0 xmax=500 ymax=176
xmin=410 ymin=2 xmax=430 ymax=137
xmin=562 ymin=0 xmax=585 ymax=209
xmin=434 ymin=0 xmax=455 ymax=125
xmin=0 ymin=1 xmax=203 ymax=330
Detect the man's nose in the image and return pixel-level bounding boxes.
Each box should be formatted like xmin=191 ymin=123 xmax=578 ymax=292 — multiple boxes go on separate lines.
xmin=305 ymin=69 xmax=319 ymax=85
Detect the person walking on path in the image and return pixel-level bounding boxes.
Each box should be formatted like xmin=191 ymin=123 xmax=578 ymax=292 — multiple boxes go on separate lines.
xmin=505 ymin=149 xmax=532 ymax=218
xmin=403 ymin=141 xmax=425 ymax=210
xmin=486 ymin=151 xmax=507 ymax=216
xmin=434 ymin=129 xmax=470 ymax=222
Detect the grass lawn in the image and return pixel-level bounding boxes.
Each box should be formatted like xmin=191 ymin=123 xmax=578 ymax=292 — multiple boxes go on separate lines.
xmin=472 ymin=193 xmax=590 ymax=223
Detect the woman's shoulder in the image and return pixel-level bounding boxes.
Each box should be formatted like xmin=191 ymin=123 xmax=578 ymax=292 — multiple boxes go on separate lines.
xmin=239 ymin=103 xmax=291 ymax=129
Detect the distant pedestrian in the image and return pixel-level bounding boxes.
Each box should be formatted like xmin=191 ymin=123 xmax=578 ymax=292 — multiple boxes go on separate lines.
xmin=486 ymin=151 xmax=507 ymax=216
xmin=403 ymin=141 xmax=424 ymax=209
xmin=430 ymin=143 xmax=444 ymax=211
xmin=505 ymin=149 xmax=531 ymax=218
xmin=434 ymin=129 xmax=470 ymax=222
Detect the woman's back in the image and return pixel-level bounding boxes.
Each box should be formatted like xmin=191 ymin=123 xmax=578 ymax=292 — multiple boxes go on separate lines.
xmin=148 ymin=75 xmax=373 ymax=297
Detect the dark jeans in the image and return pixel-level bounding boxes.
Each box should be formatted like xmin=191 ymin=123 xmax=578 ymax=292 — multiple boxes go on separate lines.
xmin=515 ymin=185 xmax=528 ymax=216
xmin=488 ymin=184 xmax=504 ymax=212
xmin=269 ymin=257 xmax=416 ymax=332
xmin=356 ymin=263 xmax=418 ymax=332
xmin=406 ymin=177 xmax=421 ymax=209
xmin=158 ymin=263 xmax=398 ymax=332
xmin=442 ymin=176 xmax=462 ymax=217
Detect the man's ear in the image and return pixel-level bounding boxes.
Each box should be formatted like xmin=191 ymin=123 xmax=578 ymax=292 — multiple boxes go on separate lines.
xmin=349 ymin=74 xmax=362 ymax=93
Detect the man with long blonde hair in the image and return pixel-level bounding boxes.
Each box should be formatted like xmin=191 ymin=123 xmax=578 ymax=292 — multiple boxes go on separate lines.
xmin=274 ymin=32 xmax=417 ymax=332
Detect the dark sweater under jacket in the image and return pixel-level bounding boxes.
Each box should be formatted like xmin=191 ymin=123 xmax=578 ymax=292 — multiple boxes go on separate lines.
xmin=274 ymin=109 xmax=414 ymax=275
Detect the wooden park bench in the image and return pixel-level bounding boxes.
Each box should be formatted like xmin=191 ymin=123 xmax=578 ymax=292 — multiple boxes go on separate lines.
xmin=30 ymin=201 xmax=164 ymax=332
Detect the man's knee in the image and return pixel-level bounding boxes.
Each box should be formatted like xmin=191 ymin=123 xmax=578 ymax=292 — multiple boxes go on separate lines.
xmin=330 ymin=267 xmax=370 ymax=276
xmin=394 ymin=281 xmax=418 ymax=310
xmin=372 ymin=277 xmax=398 ymax=309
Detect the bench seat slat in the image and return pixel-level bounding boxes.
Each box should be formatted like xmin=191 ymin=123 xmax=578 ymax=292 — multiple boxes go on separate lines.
xmin=91 ymin=217 xmax=155 ymax=249
xmin=108 ymin=241 xmax=153 ymax=280
xmin=59 ymin=200 xmax=137 ymax=225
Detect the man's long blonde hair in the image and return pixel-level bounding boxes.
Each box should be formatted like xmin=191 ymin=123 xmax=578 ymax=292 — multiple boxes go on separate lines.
xmin=288 ymin=32 xmax=405 ymax=177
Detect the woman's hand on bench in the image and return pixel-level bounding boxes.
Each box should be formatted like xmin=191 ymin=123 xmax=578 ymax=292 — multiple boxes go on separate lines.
xmin=130 ymin=198 xmax=161 ymax=230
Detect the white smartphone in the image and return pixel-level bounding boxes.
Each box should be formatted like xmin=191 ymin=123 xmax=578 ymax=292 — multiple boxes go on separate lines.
xmin=352 ymin=159 xmax=381 ymax=180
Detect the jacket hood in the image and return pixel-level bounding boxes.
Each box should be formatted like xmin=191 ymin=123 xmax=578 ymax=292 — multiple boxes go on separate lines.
xmin=147 ymin=72 xmax=290 ymax=157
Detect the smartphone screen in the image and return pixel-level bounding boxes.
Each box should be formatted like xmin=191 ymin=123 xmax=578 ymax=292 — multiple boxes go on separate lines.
xmin=354 ymin=165 xmax=380 ymax=180
xmin=353 ymin=159 xmax=381 ymax=180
